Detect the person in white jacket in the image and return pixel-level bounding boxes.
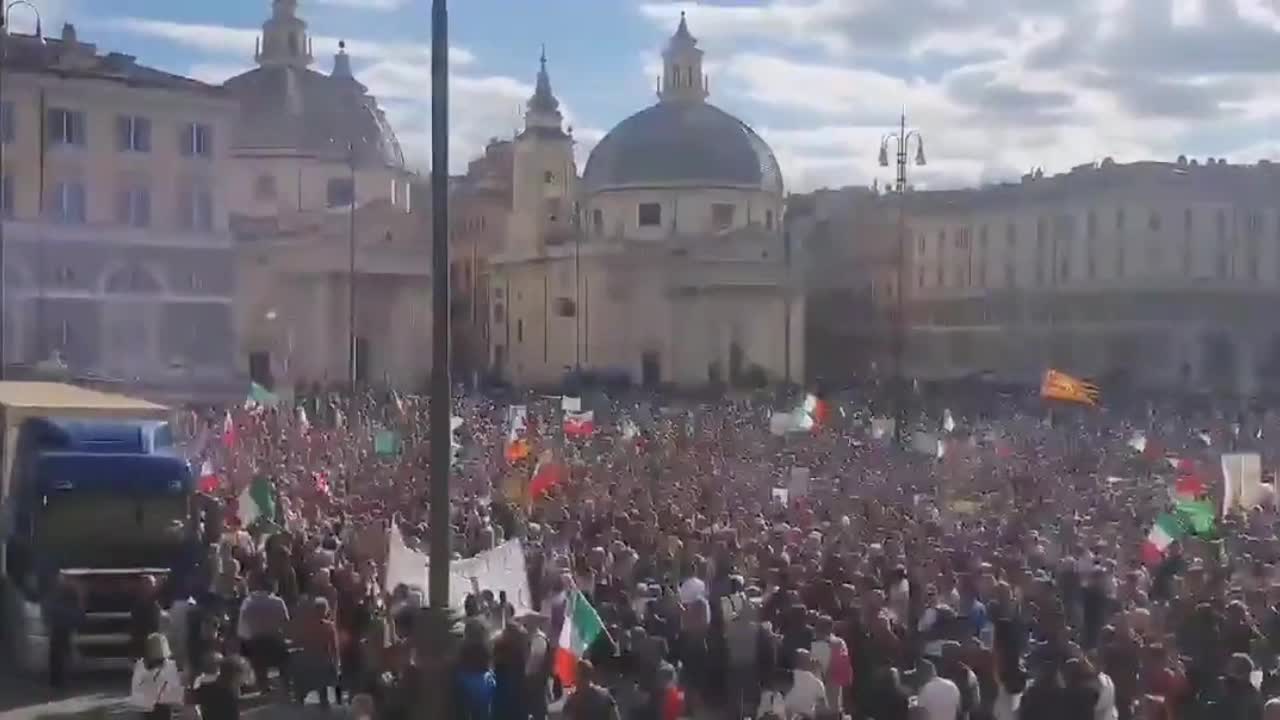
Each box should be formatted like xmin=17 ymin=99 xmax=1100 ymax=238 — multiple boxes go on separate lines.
xmin=130 ymin=633 xmax=185 ymax=720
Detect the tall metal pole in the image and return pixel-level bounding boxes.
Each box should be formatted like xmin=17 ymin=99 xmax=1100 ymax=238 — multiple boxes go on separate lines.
xmin=0 ymin=12 xmax=8 ymax=379
xmin=348 ymin=142 xmax=357 ymax=387
xmin=880 ymin=112 xmax=925 ymax=447
xmin=427 ymin=0 xmax=452 ymax=613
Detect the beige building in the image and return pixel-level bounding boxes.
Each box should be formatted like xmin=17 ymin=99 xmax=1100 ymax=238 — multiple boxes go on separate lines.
xmin=226 ymin=0 xmax=430 ymax=391
xmin=484 ymin=16 xmax=803 ymax=388
xmin=0 ymin=22 xmax=239 ymax=396
xmin=900 ymin=158 xmax=1280 ymax=394
xmin=789 ymin=187 xmax=900 ymax=383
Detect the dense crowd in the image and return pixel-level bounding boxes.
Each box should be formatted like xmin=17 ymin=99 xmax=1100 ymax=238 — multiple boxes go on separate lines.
xmin=75 ymin=385 xmax=1280 ymax=719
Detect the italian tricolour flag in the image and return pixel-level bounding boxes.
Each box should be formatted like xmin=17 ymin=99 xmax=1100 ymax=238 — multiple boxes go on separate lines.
xmin=1142 ymin=513 xmax=1185 ymax=566
xmin=554 ymin=589 xmax=605 ymax=688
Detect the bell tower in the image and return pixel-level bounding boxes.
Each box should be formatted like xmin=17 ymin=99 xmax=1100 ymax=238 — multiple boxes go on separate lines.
xmin=512 ymin=48 xmax=577 ymax=255
xmin=256 ymin=0 xmax=314 ymax=68
xmin=658 ymin=12 xmax=708 ymax=103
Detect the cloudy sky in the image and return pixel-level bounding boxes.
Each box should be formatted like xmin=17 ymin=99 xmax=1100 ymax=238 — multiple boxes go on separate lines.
xmin=28 ymin=0 xmax=1280 ymax=192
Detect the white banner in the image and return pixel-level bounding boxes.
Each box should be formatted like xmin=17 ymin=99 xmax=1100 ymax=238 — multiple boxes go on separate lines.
xmin=384 ymin=526 xmax=533 ymax=612
xmin=1222 ymin=452 xmax=1263 ymax=516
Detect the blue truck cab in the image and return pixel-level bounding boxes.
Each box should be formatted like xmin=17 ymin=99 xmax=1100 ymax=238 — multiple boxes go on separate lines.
xmin=0 ymin=383 xmax=194 ymax=673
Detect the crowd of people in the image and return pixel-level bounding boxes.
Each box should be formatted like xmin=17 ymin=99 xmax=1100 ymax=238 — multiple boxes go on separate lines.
xmin=95 ymin=383 xmax=1280 ymax=719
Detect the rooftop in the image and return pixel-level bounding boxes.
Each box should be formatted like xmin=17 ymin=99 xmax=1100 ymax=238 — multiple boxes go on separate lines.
xmin=0 ymin=25 xmax=227 ymax=98
xmin=0 ymin=381 xmax=169 ymax=414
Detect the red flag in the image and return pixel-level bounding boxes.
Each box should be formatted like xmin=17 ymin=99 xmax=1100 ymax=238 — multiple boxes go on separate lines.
xmin=529 ymin=451 xmax=566 ymax=499
xmin=1175 ymin=474 xmax=1207 ymax=499
xmin=564 ymin=411 xmax=595 ymax=438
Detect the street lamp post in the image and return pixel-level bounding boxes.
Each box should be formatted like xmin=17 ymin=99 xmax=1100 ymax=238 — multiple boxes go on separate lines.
xmin=879 ymin=112 xmax=926 ymax=447
xmin=346 ymin=141 xmax=356 ymax=388
xmin=0 ymin=1 xmax=41 ymax=380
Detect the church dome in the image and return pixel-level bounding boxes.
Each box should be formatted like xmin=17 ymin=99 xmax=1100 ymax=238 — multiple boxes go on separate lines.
xmin=581 ymin=13 xmax=782 ymax=196
xmin=224 ymin=64 xmax=405 ymax=169
xmin=582 ymin=100 xmax=783 ymax=195
xmin=223 ymin=2 xmax=405 ymax=169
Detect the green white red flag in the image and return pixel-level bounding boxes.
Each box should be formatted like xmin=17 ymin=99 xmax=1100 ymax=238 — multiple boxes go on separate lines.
xmin=553 ymin=588 xmax=605 ymax=688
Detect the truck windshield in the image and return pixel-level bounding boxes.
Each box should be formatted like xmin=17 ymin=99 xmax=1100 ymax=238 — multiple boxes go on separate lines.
xmin=37 ymin=494 xmax=187 ymax=569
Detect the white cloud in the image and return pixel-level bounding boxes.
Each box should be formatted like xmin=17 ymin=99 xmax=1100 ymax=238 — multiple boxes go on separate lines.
xmin=314 ymin=0 xmax=407 ymax=10
xmin=100 ymin=16 xmax=555 ymax=174
xmin=102 ymin=18 xmax=474 ymax=67
xmin=637 ymin=0 xmax=1280 ymax=192
xmin=364 ymin=63 xmax=604 ymax=174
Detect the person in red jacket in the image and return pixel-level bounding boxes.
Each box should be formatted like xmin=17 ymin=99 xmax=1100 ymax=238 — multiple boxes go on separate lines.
xmin=656 ymin=663 xmax=685 ymax=720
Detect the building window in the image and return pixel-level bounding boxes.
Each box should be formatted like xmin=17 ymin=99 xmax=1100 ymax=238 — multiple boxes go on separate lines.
xmin=1148 ymin=211 xmax=1161 ymax=232
xmin=1116 ymin=207 xmax=1126 ymax=232
xmin=544 ymin=171 xmax=555 ymax=184
xmin=545 ymin=198 xmax=561 ymax=223
xmin=554 ymin=297 xmax=577 ymax=317
xmin=711 ymin=203 xmax=734 ymax=229
xmin=978 ymin=225 xmax=988 ymax=249
xmin=326 ymin=177 xmax=355 ymax=208
xmin=638 ymin=202 xmax=661 ymax=227
xmin=181 ymin=122 xmax=213 ymax=157
xmin=49 ymin=180 xmax=86 ymax=223
xmin=1248 ymin=212 xmax=1263 ymax=235
xmin=918 ymin=234 xmax=926 ymax=253
xmin=255 ymin=174 xmax=277 ymax=201
xmin=47 ymin=108 xmax=86 ymax=147
xmin=516 ymin=318 xmax=524 ymax=343
xmin=115 ymin=185 xmax=151 ymax=228
xmin=1004 ymin=262 xmax=1015 ymax=287
xmin=0 ymin=101 xmax=13 ymax=144
xmin=1086 ymin=211 xmax=1097 ymax=240
xmin=0 ymin=175 xmax=12 ymax=219
xmin=765 ymin=209 xmax=774 ymax=230
xmin=917 ymin=267 xmax=925 ymax=288
xmin=935 ymin=265 xmax=943 ymax=286
xmin=1059 ymin=240 xmax=1071 ymax=281
xmin=1087 ymin=239 xmax=1096 ymax=279
xmin=591 ymin=208 xmax=604 ymax=235
xmin=1116 ymin=240 xmax=1126 ymax=278
xmin=117 ymin=115 xmax=151 ymax=153
xmin=179 ymin=184 xmax=214 ymax=231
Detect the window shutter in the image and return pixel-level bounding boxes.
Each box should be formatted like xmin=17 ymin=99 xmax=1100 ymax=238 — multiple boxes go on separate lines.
xmin=117 ymin=116 xmax=129 ymax=151
xmin=137 ymin=188 xmax=151 ymax=227
xmin=180 ymin=124 xmax=191 ymax=156
xmin=116 ymin=188 xmax=131 ymax=225
xmin=178 ymin=187 xmax=193 ymax=228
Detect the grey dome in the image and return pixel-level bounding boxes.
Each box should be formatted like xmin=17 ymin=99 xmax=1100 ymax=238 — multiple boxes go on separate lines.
xmin=582 ymin=101 xmax=783 ymax=195
xmin=223 ymin=64 xmax=405 ymax=169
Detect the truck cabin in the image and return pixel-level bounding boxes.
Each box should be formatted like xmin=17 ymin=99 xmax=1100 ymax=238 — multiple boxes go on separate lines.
xmin=4 ymin=417 xmax=194 ymax=599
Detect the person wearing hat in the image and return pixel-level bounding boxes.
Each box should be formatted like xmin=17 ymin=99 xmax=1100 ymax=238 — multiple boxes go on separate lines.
xmin=130 ymin=632 xmax=185 ymax=720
